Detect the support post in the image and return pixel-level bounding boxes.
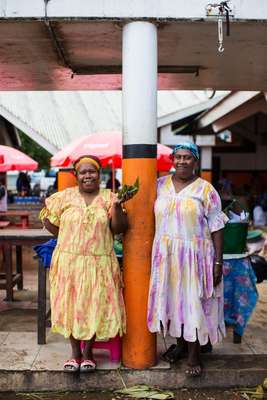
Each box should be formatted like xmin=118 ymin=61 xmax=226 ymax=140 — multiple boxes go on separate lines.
xmin=58 ymin=169 xmax=77 ymax=191
xmin=200 ymin=146 xmax=213 ymax=183
xmin=122 ymin=21 xmax=157 ymax=369
xmin=38 ymin=258 xmax=47 ymax=345
xmin=16 ymin=245 xmax=23 ymax=290
xmin=112 ymin=160 xmax=115 ymax=192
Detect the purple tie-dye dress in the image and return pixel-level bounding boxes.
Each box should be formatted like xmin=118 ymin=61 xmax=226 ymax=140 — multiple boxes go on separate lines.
xmin=147 ymin=175 xmax=227 ymax=345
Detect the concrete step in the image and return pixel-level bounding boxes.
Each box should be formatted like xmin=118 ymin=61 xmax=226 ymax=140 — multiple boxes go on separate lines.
xmin=0 ymin=355 xmax=266 ymax=392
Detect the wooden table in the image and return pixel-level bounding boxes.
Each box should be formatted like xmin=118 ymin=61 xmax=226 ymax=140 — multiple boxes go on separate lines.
xmin=0 ymin=211 xmax=30 ymax=228
xmin=0 ymin=228 xmax=53 ymax=345
xmin=0 ymin=228 xmax=52 ymax=301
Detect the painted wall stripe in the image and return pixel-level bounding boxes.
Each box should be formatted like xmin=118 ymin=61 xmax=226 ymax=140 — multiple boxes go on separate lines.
xmin=123 ymin=144 xmax=157 ymax=159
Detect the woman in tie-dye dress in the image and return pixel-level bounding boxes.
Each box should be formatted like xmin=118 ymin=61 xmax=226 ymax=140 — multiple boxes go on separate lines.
xmin=147 ymin=143 xmax=227 ymax=377
xmin=40 ymin=155 xmax=127 ymax=373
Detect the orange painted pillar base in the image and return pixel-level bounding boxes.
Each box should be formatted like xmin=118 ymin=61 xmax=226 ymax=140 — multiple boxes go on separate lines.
xmin=201 ymin=170 xmax=212 ymax=183
xmin=58 ymin=170 xmax=77 ymax=191
xmin=122 ymin=158 xmax=157 ymax=369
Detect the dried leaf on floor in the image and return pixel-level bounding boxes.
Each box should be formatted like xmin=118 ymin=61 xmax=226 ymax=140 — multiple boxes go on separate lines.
xmin=238 ymin=378 xmax=267 ymax=400
xmin=115 ymin=385 xmax=174 ymax=399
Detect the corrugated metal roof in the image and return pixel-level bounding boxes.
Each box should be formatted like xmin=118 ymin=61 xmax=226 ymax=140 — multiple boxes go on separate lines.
xmin=0 ymin=91 xmax=227 ymax=154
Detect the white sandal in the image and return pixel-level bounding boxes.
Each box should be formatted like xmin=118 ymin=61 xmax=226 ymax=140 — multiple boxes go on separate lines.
xmin=63 ymin=358 xmax=81 ymax=373
xmin=80 ymin=358 xmax=96 ymax=372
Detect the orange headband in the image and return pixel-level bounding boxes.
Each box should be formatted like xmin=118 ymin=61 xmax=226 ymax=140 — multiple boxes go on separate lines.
xmin=74 ymin=157 xmax=100 ymax=171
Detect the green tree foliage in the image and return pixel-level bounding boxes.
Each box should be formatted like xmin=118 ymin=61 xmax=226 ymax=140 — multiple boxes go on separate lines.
xmin=18 ymin=130 xmax=51 ymax=170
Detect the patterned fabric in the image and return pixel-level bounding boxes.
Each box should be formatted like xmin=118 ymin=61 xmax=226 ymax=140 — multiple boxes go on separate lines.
xmin=223 ymin=257 xmax=258 ymax=336
xmin=40 ymin=187 xmax=126 ymax=341
xmin=147 ymin=175 xmax=227 ymax=345
xmin=172 ymin=142 xmax=200 ymax=160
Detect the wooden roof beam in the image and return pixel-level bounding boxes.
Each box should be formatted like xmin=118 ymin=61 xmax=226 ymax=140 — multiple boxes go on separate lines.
xmin=197 ymin=91 xmax=260 ymax=129
xmin=212 ymin=97 xmax=267 ymax=133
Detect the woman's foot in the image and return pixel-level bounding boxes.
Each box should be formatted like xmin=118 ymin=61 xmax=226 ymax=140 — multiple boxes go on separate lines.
xmin=66 ymin=335 xmax=82 ymax=372
xmin=63 ymin=358 xmax=81 ymax=373
xmin=186 ymin=340 xmax=202 ymax=378
xmin=81 ymin=335 xmax=96 ymax=372
xmin=233 ymin=332 xmax=242 ymax=344
xmin=80 ymin=358 xmax=96 ymax=372
xmin=162 ymin=339 xmax=187 ymax=363
xmin=200 ymin=340 xmax=213 ymax=353
xmin=185 ymin=363 xmax=203 ymax=377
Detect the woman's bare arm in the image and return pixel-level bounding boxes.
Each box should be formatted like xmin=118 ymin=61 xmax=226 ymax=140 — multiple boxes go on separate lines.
xmin=43 ymin=217 xmax=59 ymax=237
xmin=110 ymin=202 xmax=128 ymax=235
xmin=211 ymin=229 xmax=224 ymax=287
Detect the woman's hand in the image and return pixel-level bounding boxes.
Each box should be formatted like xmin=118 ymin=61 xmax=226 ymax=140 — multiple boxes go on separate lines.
xmin=213 ymin=262 xmax=223 ymax=287
xmin=262 ymin=239 xmax=267 ymax=258
xmin=110 ymin=197 xmax=128 ymax=234
xmin=211 ymin=229 xmax=224 ymax=287
xmin=117 ymin=191 xmax=135 ymax=204
xmin=116 ymin=188 xmax=137 ymax=204
xmin=117 ymin=178 xmax=139 ymax=204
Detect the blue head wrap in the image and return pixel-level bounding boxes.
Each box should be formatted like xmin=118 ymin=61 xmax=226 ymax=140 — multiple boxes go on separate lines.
xmin=172 ymin=142 xmax=200 ymax=160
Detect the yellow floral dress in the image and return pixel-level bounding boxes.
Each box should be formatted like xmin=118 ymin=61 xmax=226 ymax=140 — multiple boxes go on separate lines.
xmin=40 ymin=186 xmax=126 ymax=340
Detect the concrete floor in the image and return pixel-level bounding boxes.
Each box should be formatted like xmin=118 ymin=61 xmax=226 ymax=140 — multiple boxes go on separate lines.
xmin=0 ymin=247 xmax=266 ymax=391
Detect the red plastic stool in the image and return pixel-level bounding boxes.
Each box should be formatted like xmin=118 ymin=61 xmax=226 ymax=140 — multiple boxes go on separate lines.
xmin=80 ymin=335 xmax=121 ymax=362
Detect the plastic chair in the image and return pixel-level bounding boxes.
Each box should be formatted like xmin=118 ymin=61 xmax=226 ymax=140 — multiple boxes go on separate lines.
xmin=81 ymin=335 xmax=121 ymax=362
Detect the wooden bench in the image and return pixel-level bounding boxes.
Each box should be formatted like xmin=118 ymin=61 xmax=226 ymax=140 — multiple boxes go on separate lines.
xmin=0 ymin=211 xmax=30 ymax=228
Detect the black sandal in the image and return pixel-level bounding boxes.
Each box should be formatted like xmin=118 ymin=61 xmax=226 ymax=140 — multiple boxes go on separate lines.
xmin=161 ymin=343 xmax=187 ymax=363
xmin=200 ymin=341 xmax=213 ymax=353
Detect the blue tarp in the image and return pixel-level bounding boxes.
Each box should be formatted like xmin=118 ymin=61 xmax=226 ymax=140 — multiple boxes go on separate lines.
xmin=33 ymin=239 xmax=57 ymax=268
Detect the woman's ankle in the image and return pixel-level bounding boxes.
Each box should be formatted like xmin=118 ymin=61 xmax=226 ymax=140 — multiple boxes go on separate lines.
xmin=187 ymin=341 xmax=201 ymax=365
xmin=176 ymin=337 xmax=187 ymax=348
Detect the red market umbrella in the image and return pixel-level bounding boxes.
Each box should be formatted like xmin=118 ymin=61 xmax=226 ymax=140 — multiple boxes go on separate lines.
xmin=0 ymin=145 xmax=38 ymax=172
xmin=51 ymin=131 xmax=172 ymax=171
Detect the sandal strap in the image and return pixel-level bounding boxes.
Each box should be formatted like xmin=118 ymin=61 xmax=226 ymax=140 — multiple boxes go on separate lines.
xmin=81 ymin=359 xmax=96 ymax=368
xmin=64 ymin=358 xmax=81 ymax=367
xmin=162 ymin=344 xmax=187 ymax=363
xmin=185 ymin=364 xmax=202 ymax=377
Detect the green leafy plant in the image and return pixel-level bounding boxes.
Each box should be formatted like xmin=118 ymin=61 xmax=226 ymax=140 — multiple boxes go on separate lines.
xmin=117 ymin=177 xmax=139 ymax=203
xmin=18 ymin=130 xmax=51 ymax=170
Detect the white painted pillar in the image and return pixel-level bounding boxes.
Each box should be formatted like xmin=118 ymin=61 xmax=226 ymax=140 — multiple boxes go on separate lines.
xmin=201 ymin=146 xmax=212 ymax=170
xmin=122 ymin=21 xmax=157 ymax=369
xmin=122 ymin=21 xmax=157 ymax=146
xmin=200 ymin=146 xmax=213 ymax=183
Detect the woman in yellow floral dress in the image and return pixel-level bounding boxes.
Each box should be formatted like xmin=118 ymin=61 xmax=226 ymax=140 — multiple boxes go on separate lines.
xmin=40 ymin=155 xmax=127 ymax=372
